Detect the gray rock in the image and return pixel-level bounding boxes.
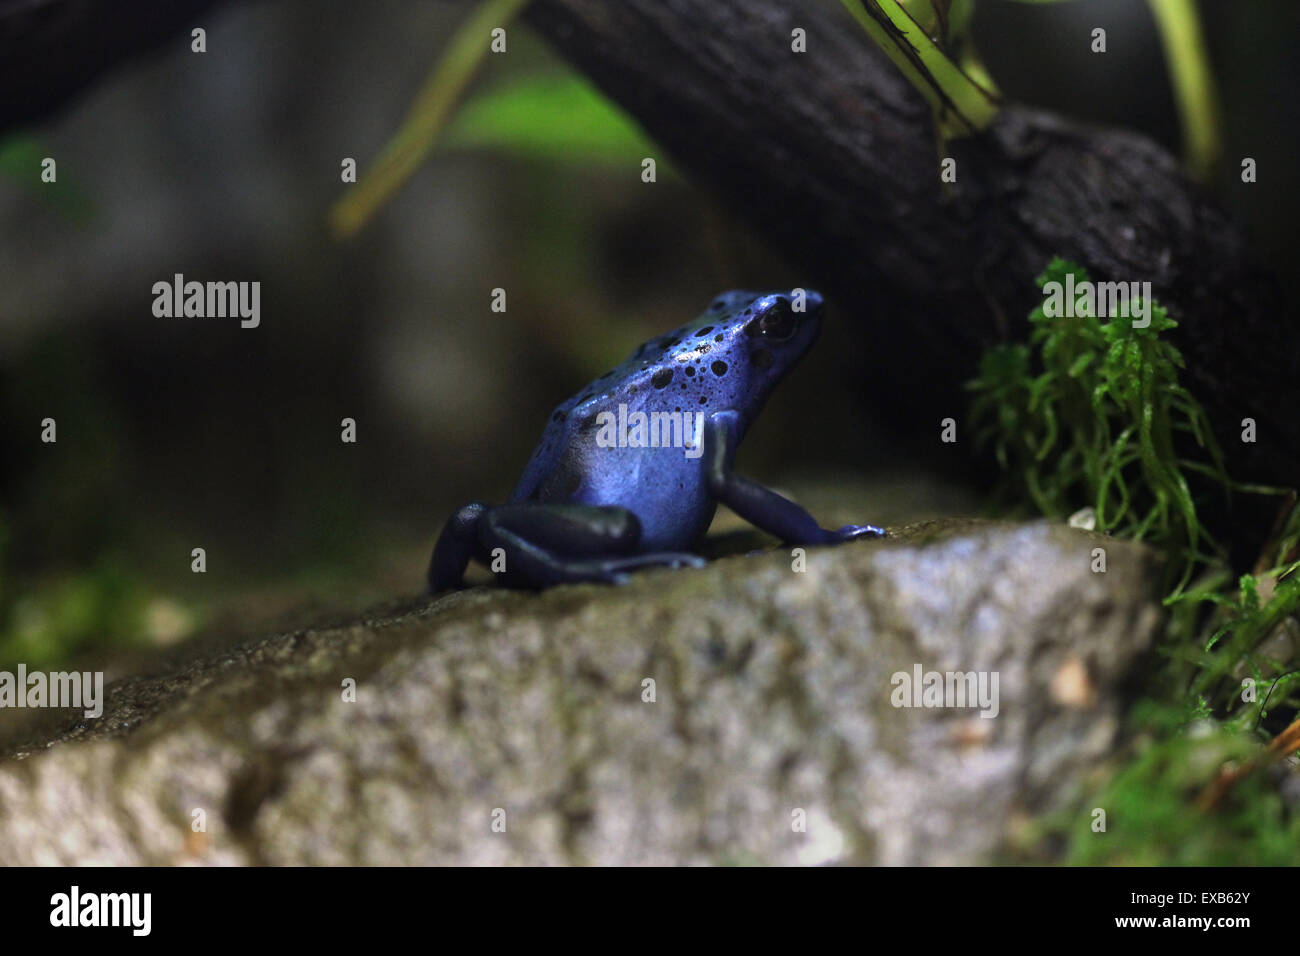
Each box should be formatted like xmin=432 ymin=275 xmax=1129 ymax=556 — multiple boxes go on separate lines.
xmin=0 ymin=519 xmax=1160 ymax=865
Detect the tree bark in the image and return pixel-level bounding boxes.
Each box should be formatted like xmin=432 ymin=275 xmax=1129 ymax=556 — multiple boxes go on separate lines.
xmin=0 ymin=0 xmax=222 ymax=132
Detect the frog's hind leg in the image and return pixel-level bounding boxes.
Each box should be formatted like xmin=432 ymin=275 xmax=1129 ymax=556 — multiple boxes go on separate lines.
xmin=428 ymin=501 xmax=491 ymax=592
xmin=482 ymin=504 xmax=706 ymax=587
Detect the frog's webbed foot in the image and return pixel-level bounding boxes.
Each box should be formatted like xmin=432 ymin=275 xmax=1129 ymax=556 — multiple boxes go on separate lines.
xmin=428 ymin=502 xmax=705 ymax=591
xmin=561 ymin=550 xmax=707 ymax=586
xmin=703 ymin=410 xmax=887 ymax=547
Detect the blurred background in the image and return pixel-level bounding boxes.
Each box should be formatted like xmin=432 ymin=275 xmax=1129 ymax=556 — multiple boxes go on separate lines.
xmin=1 ymin=0 xmax=1296 ymax=670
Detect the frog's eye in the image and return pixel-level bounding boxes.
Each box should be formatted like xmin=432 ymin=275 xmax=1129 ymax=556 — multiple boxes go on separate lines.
xmin=749 ymin=301 xmax=798 ymax=342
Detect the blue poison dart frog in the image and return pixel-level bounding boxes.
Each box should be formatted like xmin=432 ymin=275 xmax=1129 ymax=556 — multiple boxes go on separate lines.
xmin=428 ymin=289 xmax=886 ymax=591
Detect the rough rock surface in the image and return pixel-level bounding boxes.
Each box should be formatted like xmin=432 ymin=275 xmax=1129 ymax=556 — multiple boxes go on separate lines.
xmin=0 ymin=519 xmax=1161 ymax=865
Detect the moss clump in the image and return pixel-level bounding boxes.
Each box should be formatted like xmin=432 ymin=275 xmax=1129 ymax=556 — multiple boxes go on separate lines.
xmin=971 ymin=257 xmax=1300 ymax=865
xmin=1065 ymin=715 xmax=1300 ymax=865
xmin=968 ymin=257 xmax=1226 ymax=595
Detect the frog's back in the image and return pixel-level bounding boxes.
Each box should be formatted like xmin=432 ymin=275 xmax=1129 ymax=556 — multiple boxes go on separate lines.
xmin=509 ymin=318 xmax=750 ymax=550
xmin=508 ymin=289 xmax=816 ymax=552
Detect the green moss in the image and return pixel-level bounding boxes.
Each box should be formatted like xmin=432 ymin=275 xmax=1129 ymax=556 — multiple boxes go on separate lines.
xmin=0 ymin=554 xmax=150 ymax=669
xmin=968 ymin=257 xmax=1227 ymax=595
xmin=1066 ymin=722 xmax=1300 ymax=865
xmin=971 ymin=257 xmax=1300 ymax=864
xmin=0 ymin=509 xmax=192 ymax=668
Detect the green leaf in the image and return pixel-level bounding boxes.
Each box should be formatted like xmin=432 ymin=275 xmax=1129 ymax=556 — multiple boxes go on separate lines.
xmin=1148 ymin=0 xmax=1222 ymax=180
xmin=329 ymin=0 xmax=531 ymax=238
xmin=839 ymin=0 xmax=1000 ymax=138
xmin=0 ymin=136 xmax=95 ymax=221
xmin=442 ymin=75 xmax=666 ymax=167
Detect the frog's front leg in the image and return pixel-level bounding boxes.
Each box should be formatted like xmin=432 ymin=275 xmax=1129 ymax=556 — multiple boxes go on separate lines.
xmin=703 ymin=410 xmax=887 ymax=545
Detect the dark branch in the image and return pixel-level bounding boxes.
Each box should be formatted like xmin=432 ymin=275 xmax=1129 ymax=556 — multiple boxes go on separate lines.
xmin=0 ymin=0 xmax=222 ymax=132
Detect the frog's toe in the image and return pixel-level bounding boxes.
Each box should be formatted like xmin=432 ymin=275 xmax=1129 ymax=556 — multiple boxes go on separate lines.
xmin=834 ymin=524 xmax=887 ymax=541
xmin=603 ymin=551 xmax=707 ymax=576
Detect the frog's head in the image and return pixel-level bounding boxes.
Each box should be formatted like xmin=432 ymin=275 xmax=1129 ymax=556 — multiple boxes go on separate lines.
xmin=711 ymin=286 xmax=823 ymax=368
xmin=678 ymin=287 xmax=825 ymax=415
xmin=623 ymin=289 xmax=825 ymax=424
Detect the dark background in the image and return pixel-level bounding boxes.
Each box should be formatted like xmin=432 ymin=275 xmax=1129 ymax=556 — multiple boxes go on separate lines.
xmin=0 ymin=0 xmax=1295 ymax=666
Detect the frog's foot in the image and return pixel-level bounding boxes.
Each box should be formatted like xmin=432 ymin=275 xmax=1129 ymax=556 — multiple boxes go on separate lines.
xmin=602 ymin=552 xmax=708 ymax=574
xmin=832 ymin=524 xmax=888 ymax=541
xmin=570 ymin=551 xmax=708 ymax=586
xmin=484 ymin=532 xmax=705 ymax=589
xmin=703 ymin=410 xmax=886 ymax=547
